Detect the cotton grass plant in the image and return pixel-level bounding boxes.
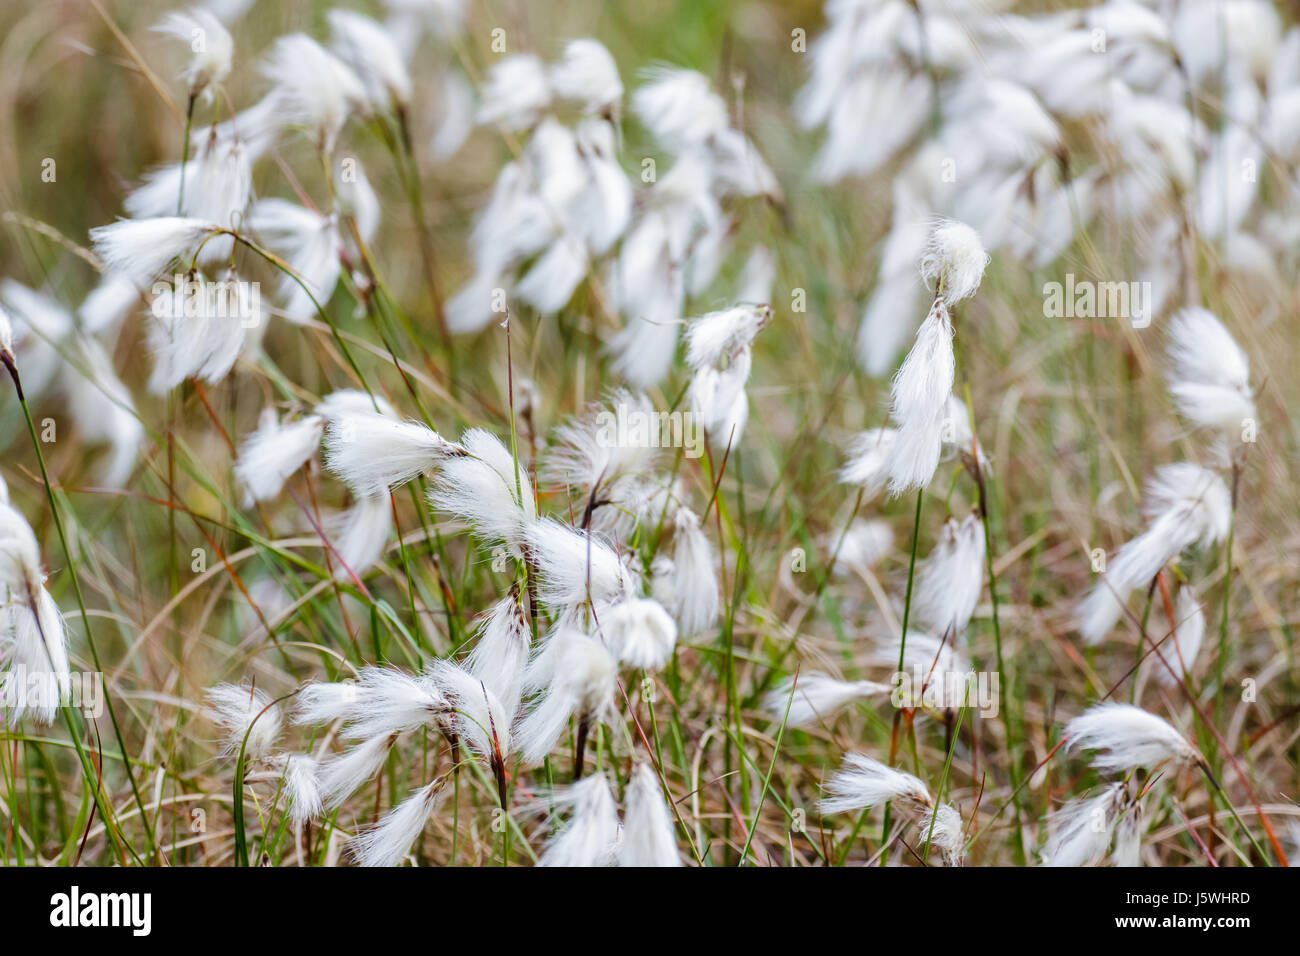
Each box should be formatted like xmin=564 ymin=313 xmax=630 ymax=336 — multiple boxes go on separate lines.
xmin=0 ymin=0 xmax=1295 ymax=870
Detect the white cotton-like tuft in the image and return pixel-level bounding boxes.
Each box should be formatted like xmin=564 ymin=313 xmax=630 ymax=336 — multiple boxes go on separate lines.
xmin=1077 ymin=463 xmax=1230 ymax=644
xmin=0 ymin=304 xmax=13 ymax=358
xmin=245 ymin=199 xmax=342 ymax=322
xmin=1165 ymin=307 xmax=1255 ymax=433
xmin=1043 ymin=783 xmax=1126 ymax=867
xmin=262 ymin=34 xmax=365 ymax=153
xmin=525 ymin=519 xmax=631 ymax=610
xmin=839 ymin=427 xmax=898 ymax=500
xmin=517 ymin=629 xmax=616 ymax=764
xmin=0 ymin=502 xmax=45 ymax=600
xmin=1150 ymin=586 xmax=1206 ymax=688
xmin=426 ymin=659 xmax=513 ymax=765
xmin=317 ymin=733 xmax=398 ymax=809
xmin=1066 ymin=702 xmax=1199 ymax=774
xmin=330 ymin=493 xmax=394 ymax=580
xmin=477 ymin=54 xmax=551 ymax=131
xmin=549 ymin=39 xmax=623 ymax=115
xmin=833 ymin=519 xmax=895 ymax=574
xmin=204 ymin=682 xmax=281 ymax=758
xmin=282 ymin=754 xmax=323 ymax=825
xmin=619 ymin=763 xmax=681 ymax=866
xmin=662 ymin=508 xmax=719 ymax=637
xmin=465 ymin=590 xmax=531 ymax=721
xmin=919 ymin=219 xmax=989 ymax=305
xmin=89 ymin=218 xmax=221 ymax=287
xmin=324 ymin=413 xmax=458 ymax=497
xmin=235 ymin=408 xmax=325 ymax=505
xmin=126 ymin=137 xmax=251 ymax=261
xmin=343 ymin=667 xmax=446 ymax=741
xmin=821 ymin=753 xmax=932 ymax=817
xmin=763 ymin=672 xmax=890 ymax=728
xmin=328 ymin=10 xmax=412 ymax=112
xmin=927 ymin=803 xmax=966 ymax=866
xmin=884 ymin=299 xmax=954 ymax=495
xmin=428 ymin=428 xmax=536 ymax=553
xmin=684 ymin=305 xmax=771 ymax=371
xmin=155 ymin=8 xmax=233 ymax=96
xmin=633 ymin=67 xmax=728 ymax=151
xmin=351 ymin=777 xmax=447 ymax=867
xmin=600 ymin=596 xmax=677 ymax=670
xmin=64 ymin=336 xmax=144 ymax=488
xmin=539 ymin=773 xmax=621 ymax=866
xmin=913 ymin=512 xmax=985 ymax=639
xmin=539 ymin=389 xmax=660 ymax=495
xmin=1 ymin=588 xmax=72 ymax=725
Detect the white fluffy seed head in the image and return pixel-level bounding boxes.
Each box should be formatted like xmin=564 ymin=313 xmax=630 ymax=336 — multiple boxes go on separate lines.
xmin=478 ymin=54 xmax=551 ymax=131
xmin=282 ymin=754 xmax=323 ymax=825
xmin=633 ymin=67 xmax=728 ymax=151
xmin=549 ymin=39 xmax=623 ymax=116
xmin=204 ymin=682 xmax=281 ymax=758
xmin=1076 ymin=463 xmax=1231 ymax=645
xmin=539 ymin=773 xmax=621 ymax=867
xmin=317 ymin=733 xmax=398 ymax=809
xmin=351 ymin=777 xmax=448 ymax=867
xmin=833 ymin=518 xmax=895 ymax=574
xmin=0 ymin=303 xmax=13 ymax=358
xmin=262 ymin=34 xmax=365 ymax=153
xmin=328 ymin=9 xmax=413 ymax=112
xmin=821 ymin=752 xmax=933 ymax=818
xmin=1150 ymin=585 xmax=1206 ymax=688
xmin=763 ymin=672 xmax=890 ymax=728
xmin=1166 ymin=307 xmax=1254 ymax=432
xmin=465 ymin=589 xmax=531 ymax=721
xmin=324 ymin=413 xmax=459 ymax=497
xmin=919 ymin=219 xmax=989 ymax=304
xmin=428 ymin=429 xmax=536 ymax=553
xmin=1066 ymin=702 xmax=1199 ymax=774
xmin=884 ymin=299 xmax=954 ymax=495
xmin=914 ymin=512 xmax=986 ymax=639
xmin=89 ymin=218 xmax=221 ymax=287
xmin=234 ymin=408 xmax=325 ymax=505
xmin=517 ymin=629 xmax=617 ymax=764
xmin=525 ymin=519 xmax=632 ymax=611
xmin=619 ymin=763 xmax=681 ymax=866
xmin=155 ymin=8 xmax=233 ymax=96
xmin=928 ymin=803 xmax=966 ymax=866
xmin=600 ymin=596 xmax=678 ymax=670
xmin=1 ymin=588 xmax=71 ymax=725
xmin=426 ymin=659 xmax=513 ymax=765
xmin=664 ymin=508 xmax=719 ymax=637
xmin=839 ymin=427 xmax=898 ymax=500
xmin=539 ymin=389 xmax=660 ymax=495
xmin=1043 ymin=783 xmax=1127 ymax=867
xmin=685 ymin=304 xmax=772 ymax=371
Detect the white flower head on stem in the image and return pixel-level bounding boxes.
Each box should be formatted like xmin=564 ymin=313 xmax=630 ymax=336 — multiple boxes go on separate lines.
xmin=763 ymin=672 xmax=890 ymax=728
xmin=204 ymin=682 xmax=281 ymax=759
xmin=914 ymin=511 xmax=986 ymax=639
xmin=1066 ymin=702 xmax=1200 ymax=774
xmin=920 ymin=219 xmax=989 ymax=305
xmin=89 ymin=218 xmax=222 ymax=287
xmin=539 ymin=773 xmax=621 ymax=866
xmin=352 ymin=776 xmax=449 ymax=867
xmin=324 ymin=413 xmax=459 ymax=498
xmin=154 ymin=8 xmax=233 ymax=100
xmin=1166 ymin=307 xmax=1255 ymax=434
xmin=619 ymin=762 xmax=681 ymax=866
xmin=600 ymin=596 xmax=677 ymax=670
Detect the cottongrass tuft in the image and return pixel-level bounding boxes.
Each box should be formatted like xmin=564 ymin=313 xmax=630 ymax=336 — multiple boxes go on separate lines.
xmin=1066 ymin=702 xmax=1200 ymax=774
xmin=619 ymin=763 xmax=681 ymax=866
